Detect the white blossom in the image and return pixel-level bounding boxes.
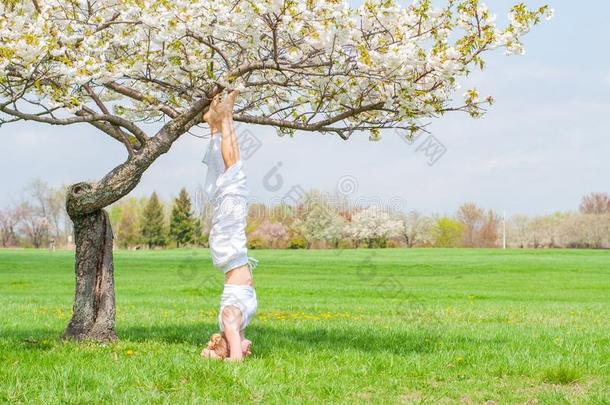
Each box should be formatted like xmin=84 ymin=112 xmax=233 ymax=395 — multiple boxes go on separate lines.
xmin=0 ymin=0 xmax=550 ymax=132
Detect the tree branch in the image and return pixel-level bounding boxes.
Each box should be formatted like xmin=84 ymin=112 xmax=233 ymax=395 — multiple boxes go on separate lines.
xmin=83 ymin=85 xmax=138 ymax=153
xmin=0 ymin=104 xmax=148 ymax=144
xmin=104 ymin=82 xmax=179 ymax=118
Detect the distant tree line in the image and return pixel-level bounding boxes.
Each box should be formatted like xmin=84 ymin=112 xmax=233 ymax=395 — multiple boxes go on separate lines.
xmin=1 ymin=180 xmax=609 ymax=250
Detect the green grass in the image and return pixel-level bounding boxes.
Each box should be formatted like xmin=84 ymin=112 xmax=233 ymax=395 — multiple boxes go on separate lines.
xmin=0 ymin=248 xmax=609 ymax=404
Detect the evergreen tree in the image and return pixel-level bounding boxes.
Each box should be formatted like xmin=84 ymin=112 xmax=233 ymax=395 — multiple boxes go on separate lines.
xmin=193 ymin=217 xmax=207 ymax=247
xmin=140 ymin=192 xmax=167 ymax=249
xmin=169 ymin=188 xmax=195 ymax=248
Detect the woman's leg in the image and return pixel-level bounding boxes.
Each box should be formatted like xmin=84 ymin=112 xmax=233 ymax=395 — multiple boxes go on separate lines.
xmin=214 ymin=91 xmax=252 ymax=281
xmin=217 ymin=91 xmax=241 ymax=169
xmin=203 ymin=89 xmax=241 ymax=169
xmin=220 ymin=116 xmax=240 ymax=169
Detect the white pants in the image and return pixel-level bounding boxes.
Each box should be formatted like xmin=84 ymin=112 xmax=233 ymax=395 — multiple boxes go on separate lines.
xmin=209 ymin=160 xmax=258 ymax=331
xmin=218 ymin=284 xmax=257 ymax=332
xmin=209 ymin=160 xmax=251 ymax=273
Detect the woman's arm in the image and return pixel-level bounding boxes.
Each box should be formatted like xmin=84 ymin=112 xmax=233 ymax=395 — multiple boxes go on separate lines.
xmin=221 ymin=306 xmax=244 ymax=361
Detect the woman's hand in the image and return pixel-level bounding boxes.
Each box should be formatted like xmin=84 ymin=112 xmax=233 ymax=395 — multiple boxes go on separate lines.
xmin=202 ymin=90 xmax=240 ymax=134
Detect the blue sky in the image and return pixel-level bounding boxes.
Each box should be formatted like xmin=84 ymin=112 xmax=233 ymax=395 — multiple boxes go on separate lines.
xmin=1 ymin=0 xmax=608 ymax=215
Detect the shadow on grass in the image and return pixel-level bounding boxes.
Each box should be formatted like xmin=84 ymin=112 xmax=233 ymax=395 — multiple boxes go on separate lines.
xmin=3 ymin=322 xmax=502 ymax=357
xmin=119 ymin=322 xmax=490 ymax=356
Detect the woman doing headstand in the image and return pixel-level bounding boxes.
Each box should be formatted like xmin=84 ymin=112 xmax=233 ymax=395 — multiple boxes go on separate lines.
xmin=199 ymin=90 xmax=257 ymax=362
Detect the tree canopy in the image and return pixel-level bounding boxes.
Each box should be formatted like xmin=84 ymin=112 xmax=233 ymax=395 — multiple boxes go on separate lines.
xmin=0 ymin=0 xmax=552 ymax=141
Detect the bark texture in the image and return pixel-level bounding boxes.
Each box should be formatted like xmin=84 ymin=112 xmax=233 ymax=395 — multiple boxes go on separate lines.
xmin=63 ymin=196 xmax=117 ymax=342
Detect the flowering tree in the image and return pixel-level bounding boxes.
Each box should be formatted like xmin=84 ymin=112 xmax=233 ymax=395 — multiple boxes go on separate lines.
xmin=579 ymin=192 xmax=610 ymax=215
xmin=251 ymin=220 xmax=289 ymax=248
xmin=400 ymin=210 xmax=435 ymax=247
xmin=508 ymin=214 xmax=531 ymax=248
xmin=294 ymin=192 xmax=345 ymax=248
xmin=0 ymin=0 xmax=550 ymax=340
xmin=0 ymin=208 xmax=19 ymax=247
xmin=348 ymin=206 xmax=402 ymax=247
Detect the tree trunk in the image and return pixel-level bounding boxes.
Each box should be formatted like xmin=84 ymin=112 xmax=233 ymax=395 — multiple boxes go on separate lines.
xmin=63 ymin=207 xmax=117 ymax=342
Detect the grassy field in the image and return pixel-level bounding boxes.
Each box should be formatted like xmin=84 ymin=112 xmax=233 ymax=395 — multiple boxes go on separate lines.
xmin=0 ymin=248 xmax=608 ymax=404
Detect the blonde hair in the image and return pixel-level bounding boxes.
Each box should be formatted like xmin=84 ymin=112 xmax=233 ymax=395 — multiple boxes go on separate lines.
xmin=209 ymin=333 xmax=229 ymax=359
